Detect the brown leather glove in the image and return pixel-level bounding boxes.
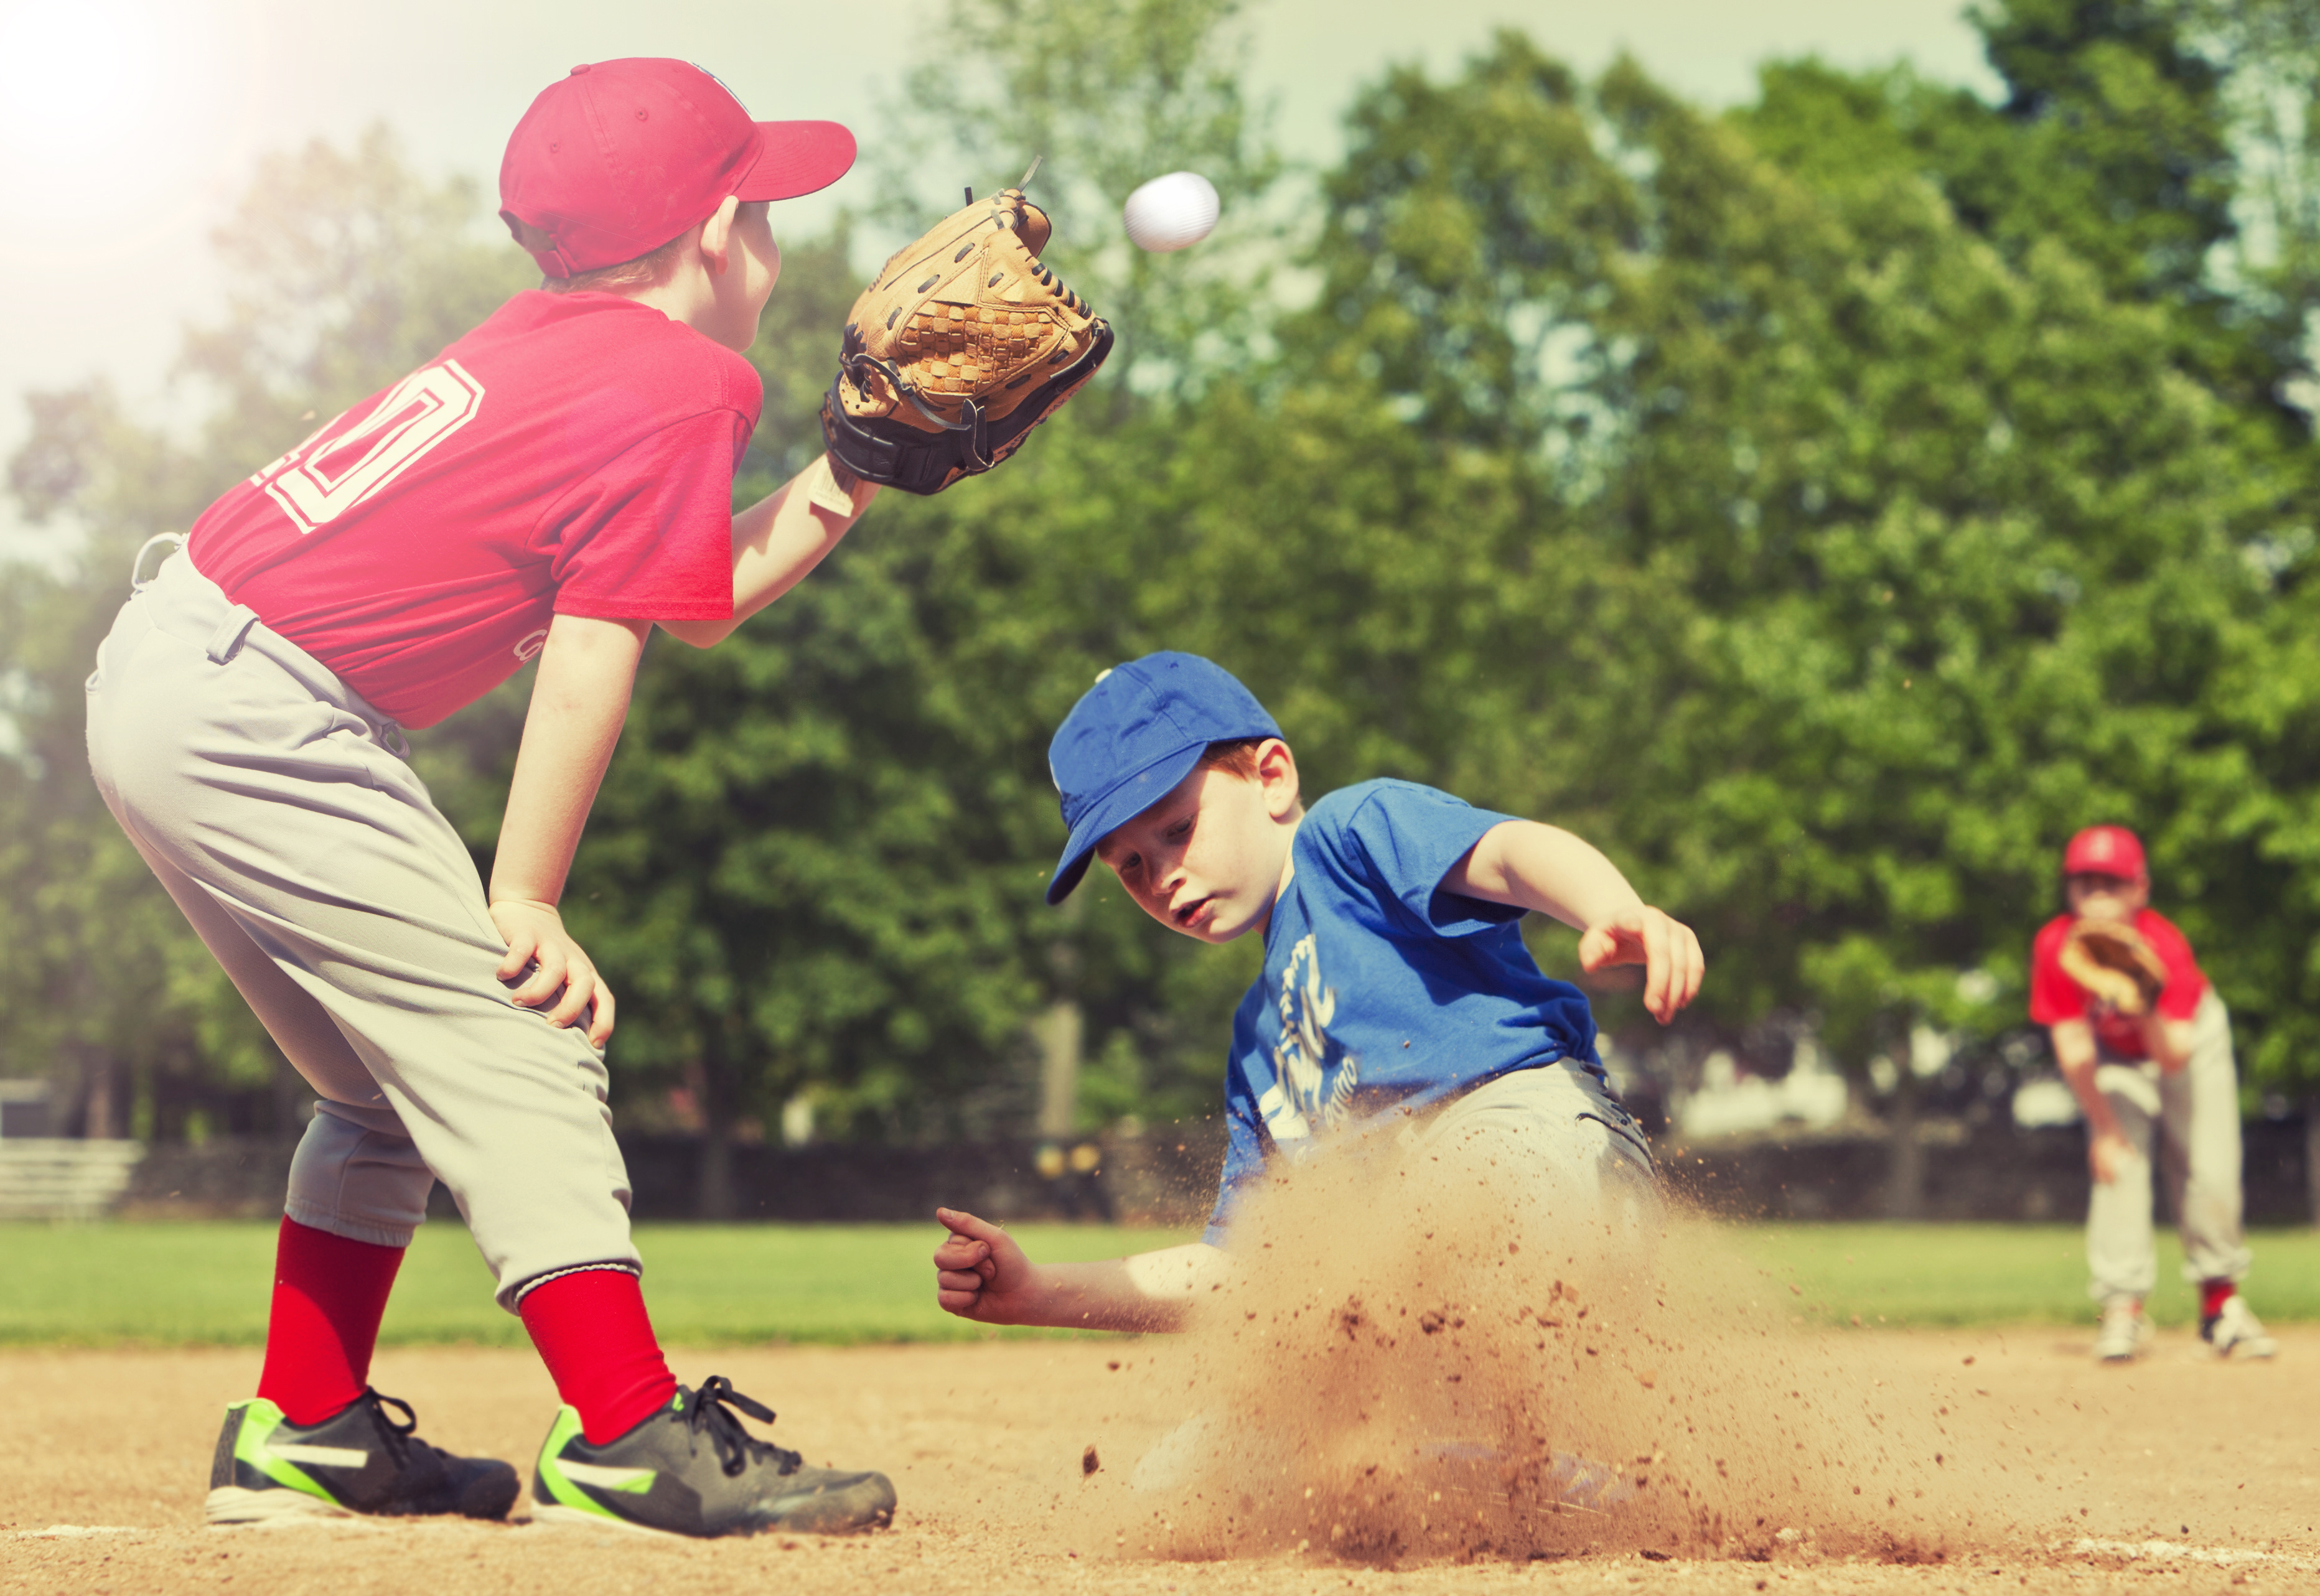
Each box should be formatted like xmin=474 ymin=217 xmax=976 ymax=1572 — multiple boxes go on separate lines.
xmin=2059 ymin=919 xmax=2168 ymax=1016
xmin=820 ymin=172 xmax=1112 ymax=495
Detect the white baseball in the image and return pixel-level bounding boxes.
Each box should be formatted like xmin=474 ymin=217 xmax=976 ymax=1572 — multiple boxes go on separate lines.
xmin=1122 ymin=171 xmax=1220 ymax=253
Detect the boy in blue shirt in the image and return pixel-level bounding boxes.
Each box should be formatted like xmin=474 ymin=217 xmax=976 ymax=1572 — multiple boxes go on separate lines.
xmin=932 ymin=652 xmax=1700 ymax=1330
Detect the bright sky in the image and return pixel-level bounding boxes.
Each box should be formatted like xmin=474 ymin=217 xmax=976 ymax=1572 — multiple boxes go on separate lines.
xmin=0 ymin=0 xmax=1996 ymax=549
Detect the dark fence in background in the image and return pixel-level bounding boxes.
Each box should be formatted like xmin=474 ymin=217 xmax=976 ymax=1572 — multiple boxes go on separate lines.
xmin=113 ymin=1115 xmax=2316 ymax=1227
xmin=1662 ymin=1118 xmax=2313 ymax=1226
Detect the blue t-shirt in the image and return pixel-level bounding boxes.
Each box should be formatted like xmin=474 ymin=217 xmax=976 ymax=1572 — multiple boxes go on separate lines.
xmin=1205 ymin=779 xmax=1601 ymax=1241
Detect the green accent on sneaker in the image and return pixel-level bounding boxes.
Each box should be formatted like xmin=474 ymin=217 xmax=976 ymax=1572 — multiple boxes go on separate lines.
xmin=227 ymin=1398 xmax=340 ymax=1505
xmin=533 ymin=1406 xmax=624 ymax=1521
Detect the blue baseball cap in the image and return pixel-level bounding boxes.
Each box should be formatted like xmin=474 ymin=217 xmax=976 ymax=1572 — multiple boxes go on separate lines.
xmin=1045 ymin=652 xmax=1281 ymax=905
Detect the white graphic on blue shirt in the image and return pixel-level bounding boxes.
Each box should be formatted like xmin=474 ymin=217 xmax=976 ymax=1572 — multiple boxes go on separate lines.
xmin=1255 ymin=933 xmax=1358 ymax=1149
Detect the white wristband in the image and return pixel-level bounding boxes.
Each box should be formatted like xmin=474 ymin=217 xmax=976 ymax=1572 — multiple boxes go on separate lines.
xmin=803 ymin=452 xmax=861 ymax=518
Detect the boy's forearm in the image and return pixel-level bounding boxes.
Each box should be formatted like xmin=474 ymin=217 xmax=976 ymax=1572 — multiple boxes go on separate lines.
xmin=1451 ymin=821 xmax=1644 ymax=931
xmin=489 ymin=615 xmax=650 ymax=906
xmin=1010 ymin=1243 xmax=1228 ymax=1333
xmin=2049 ymin=1023 xmax=2121 ymax=1136
xmin=662 ymin=454 xmax=879 ymax=647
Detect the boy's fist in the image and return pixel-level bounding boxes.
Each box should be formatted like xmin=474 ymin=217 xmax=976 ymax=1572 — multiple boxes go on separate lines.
xmin=933 ymin=1207 xmax=1037 ymax=1324
xmin=1578 ymin=905 xmax=1703 ymax=1026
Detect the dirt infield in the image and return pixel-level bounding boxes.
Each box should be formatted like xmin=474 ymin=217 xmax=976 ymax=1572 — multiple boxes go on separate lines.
xmin=4 ymin=1325 xmax=2314 ymax=1595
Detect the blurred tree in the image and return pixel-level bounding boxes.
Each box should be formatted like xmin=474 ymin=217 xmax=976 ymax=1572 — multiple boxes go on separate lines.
xmin=2191 ymin=0 xmax=2320 ymax=409
xmin=1960 ymin=0 xmax=2236 ymax=302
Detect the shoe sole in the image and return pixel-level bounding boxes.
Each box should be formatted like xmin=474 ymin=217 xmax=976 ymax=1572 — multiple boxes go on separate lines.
xmin=529 ymin=1501 xmax=671 ymax=1536
xmin=205 ymin=1486 xmax=357 ymax=1526
xmin=528 ymin=1500 xmax=894 ymax=1537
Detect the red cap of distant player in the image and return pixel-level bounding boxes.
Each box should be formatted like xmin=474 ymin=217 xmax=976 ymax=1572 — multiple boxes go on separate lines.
xmin=498 ymin=58 xmax=855 ymax=277
xmin=2062 ymin=824 xmax=2146 ymax=879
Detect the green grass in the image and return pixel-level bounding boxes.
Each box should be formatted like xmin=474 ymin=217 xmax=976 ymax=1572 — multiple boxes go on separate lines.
xmin=0 ymin=1220 xmax=2311 ymax=1346
xmin=0 ymin=1221 xmax=1195 ymax=1348
xmin=1729 ymin=1223 xmax=2320 ymax=1330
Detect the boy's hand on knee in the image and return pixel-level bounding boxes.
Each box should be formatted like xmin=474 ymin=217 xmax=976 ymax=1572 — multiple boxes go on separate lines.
xmin=1578 ymin=905 xmax=1703 ymax=1025
xmin=490 ymin=898 xmax=617 ymax=1047
xmin=933 ymin=1207 xmax=1037 ymax=1324
xmin=2088 ymin=1128 xmax=2134 ymax=1184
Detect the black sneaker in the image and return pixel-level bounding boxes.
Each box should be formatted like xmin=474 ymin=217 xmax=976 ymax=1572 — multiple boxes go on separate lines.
xmin=530 ymin=1376 xmax=896 ymax=1537
xmin=206 ymin=1390 xmax=520 ymax=1523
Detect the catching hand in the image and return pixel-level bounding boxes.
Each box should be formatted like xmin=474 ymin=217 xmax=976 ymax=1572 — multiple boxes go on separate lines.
xmin=2059 ymin=920 xmax=2167 ymax=1018
xmin=820 ymin=180 xmax=1111 ymax=495
xmin=489 ymin=898 xmax=615 ymax=1047
xmin=933 ymin=1207 xmax=1039 ymax=1325
xmin=1578 ymin=905 xmax=1704 ymax=1025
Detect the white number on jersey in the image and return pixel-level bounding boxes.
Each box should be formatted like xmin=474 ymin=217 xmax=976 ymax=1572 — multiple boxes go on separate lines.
xmin=252 ymin=360 xmax=486 ymax=534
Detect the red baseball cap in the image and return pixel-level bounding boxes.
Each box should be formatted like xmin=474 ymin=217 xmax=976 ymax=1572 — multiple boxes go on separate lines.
xmin=499 ymin=59 xmax=856 ymax=277
xmin=2062 ymin=824 xmax=2146 ymax=879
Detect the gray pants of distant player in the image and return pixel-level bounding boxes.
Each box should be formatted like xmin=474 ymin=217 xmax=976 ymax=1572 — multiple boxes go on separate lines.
xmin=2085 ymin=988 xmax=2252 ymax=1304
xmin=85 ymin=548 xmax=639 ymax=1308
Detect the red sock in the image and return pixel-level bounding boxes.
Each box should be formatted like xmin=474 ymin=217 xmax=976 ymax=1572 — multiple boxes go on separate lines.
xmin=519 ymin=1269 xmax=678 ymax=1444
xmin=256 ymin=1217 xmax=404 ymax=1425
xmin=2201 ymin=1279 xmax=2235 ymax=1320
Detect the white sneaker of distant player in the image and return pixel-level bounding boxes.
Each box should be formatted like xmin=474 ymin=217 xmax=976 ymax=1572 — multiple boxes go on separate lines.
xmin=2095 ymin=1299 xmax=2154 ymax=1363
xmin=2205 ymin=1295 xmax=2278 ymax=1360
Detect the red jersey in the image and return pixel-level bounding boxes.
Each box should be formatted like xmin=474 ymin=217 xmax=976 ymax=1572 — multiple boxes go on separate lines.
xmin=188 ymin=291 xmax=754 ymax=728
xmin=2028 ymin=908 xmax=2206 ymax=1059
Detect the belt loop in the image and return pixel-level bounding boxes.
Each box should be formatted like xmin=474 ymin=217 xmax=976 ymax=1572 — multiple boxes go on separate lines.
xmin=129 ymin=532 xmax=185 ymax=594
xmin=205 ymin=605 xmax=261 ymax=665
xmin=380 ymin=721 xmax=411 ymax=759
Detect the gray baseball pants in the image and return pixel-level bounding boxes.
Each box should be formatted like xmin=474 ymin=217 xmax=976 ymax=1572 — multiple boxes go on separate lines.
xmin=1410 ymin=1062 xmax=1662 ymax=1258
xmin=2085 ymin=988 xmax=2252 ymax=1303
xmin=84 ymin=548 xmax=639 ymax=1307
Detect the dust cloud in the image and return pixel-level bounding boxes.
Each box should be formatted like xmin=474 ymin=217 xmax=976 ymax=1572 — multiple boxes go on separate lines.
xmin=1081 ymin=1120 xmax=2054 ymax=1568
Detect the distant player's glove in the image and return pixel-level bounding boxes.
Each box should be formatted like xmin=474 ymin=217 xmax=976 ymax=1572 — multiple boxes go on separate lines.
xmin=820 ymin=170 xmax=1113 ymax=495
xmin=2059 ymin=919 xmax=2168 ymax=1017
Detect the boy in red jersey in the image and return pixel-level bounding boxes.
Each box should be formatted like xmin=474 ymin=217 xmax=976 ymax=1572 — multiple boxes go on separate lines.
xmin=2029 ymin=826 xmax=2276 ymax=1364
xmin=86 ymin=60 xmax=897 ymax=1536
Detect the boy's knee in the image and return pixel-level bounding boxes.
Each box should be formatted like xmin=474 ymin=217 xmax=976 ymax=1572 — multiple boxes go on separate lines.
xmin=288 ymin=1108 xmax=434 ymax=1241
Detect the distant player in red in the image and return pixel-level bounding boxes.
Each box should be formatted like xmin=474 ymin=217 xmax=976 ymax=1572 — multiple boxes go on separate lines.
xmin=2028 ymin=826 xmax=2275 ymax=1363
xmin=86 ymin=59 xmax=897 ymax=1536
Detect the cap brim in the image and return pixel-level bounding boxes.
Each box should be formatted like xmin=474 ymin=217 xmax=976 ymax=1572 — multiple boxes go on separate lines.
xmin=1045 ymin=742 xmax=1208 ymax=906
xmin=737 ymin=120 xmax=856 ymax=201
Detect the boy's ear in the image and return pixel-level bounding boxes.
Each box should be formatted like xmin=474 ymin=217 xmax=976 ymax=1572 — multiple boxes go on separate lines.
xmin=696 ymin=195 xmax=742 ymax=278
xmin=1257 ymin=737 xmax=1301 ymax=818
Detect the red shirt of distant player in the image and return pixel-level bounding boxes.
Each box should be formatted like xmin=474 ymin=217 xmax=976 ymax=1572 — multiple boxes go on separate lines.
xmin=188 ymin=291 xmax=755 ymax=728
xmin=2028 ymin=909 xmax=2207 ymax=1060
